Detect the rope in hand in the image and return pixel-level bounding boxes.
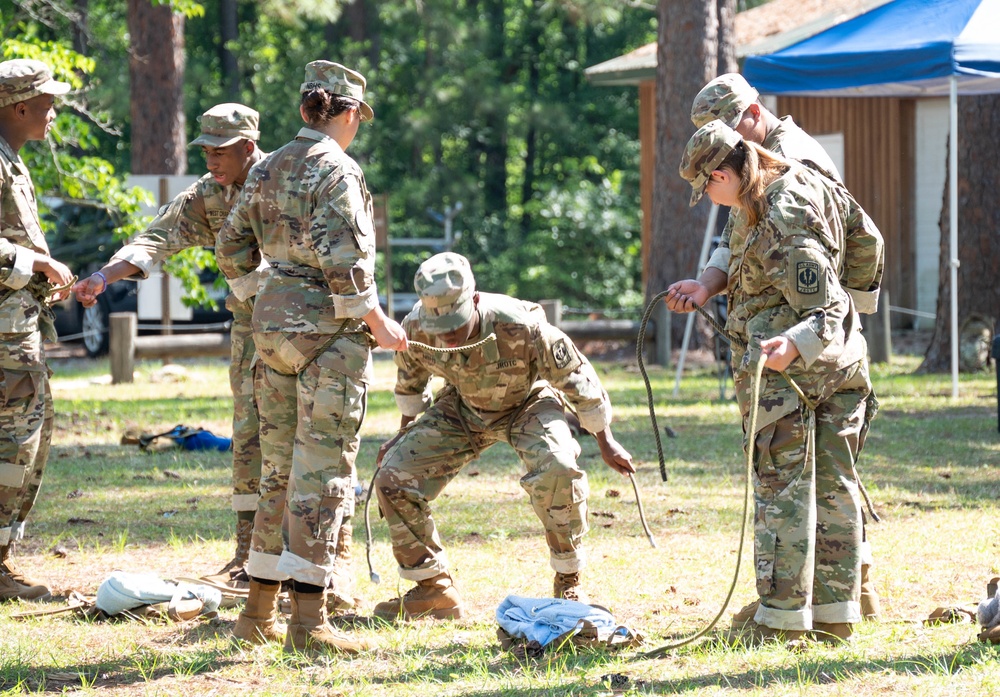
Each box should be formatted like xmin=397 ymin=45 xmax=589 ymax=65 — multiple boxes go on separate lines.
xmin=408 ymin=333 xmax=498 ymax=354
xmin=636 ymin=290 xmax=673 ymax=482
xmin=47 ymin=275 xmax=78 ymax=305
xmin=690 ymin=300 xmax=879 ymax=522
xmin=363 ymin=332 xmax=499 ymax=584
xmin=640 ymin=348 xmax=766 ymax=658
xmin=638 ymin=296 xmax=880 ymax=654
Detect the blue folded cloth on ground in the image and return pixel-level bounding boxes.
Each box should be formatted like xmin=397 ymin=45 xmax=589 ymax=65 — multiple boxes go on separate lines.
xmin=496 ymin=595 xmax=617 ymax=647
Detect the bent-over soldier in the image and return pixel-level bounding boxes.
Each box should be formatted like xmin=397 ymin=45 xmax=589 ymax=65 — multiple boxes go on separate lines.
xmin=372 ymin=252 xmax=634 ymax=620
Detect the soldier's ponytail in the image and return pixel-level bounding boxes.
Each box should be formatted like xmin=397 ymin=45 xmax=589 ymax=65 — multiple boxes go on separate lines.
xmin=301 ymin=89 xmax=359 ymax=125
xmin=721 ymin=141 xmax=789 ymax=228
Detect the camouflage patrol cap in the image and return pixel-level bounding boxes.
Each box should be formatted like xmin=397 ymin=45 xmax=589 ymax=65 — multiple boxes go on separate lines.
xmin=300 ymin=60 xmax=374 ymax=122
xmin=679 ymin=121 xmax=743 ymax=207
xmin=690 ymin=73 xmax=759 ymax=129
xmin=189 ymin=103 xmax=260 ymax=148
xmin=0 ymin=59 xmax=70 ymax=109
xmin=414 ymin=252 xmax=476 ymax=334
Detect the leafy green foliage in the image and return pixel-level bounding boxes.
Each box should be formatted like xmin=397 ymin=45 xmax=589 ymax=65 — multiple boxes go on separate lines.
xmin=0 ymin=29 xmax=151 ymax=253
xmin=7 ymin=0 xmax=656 ymax=313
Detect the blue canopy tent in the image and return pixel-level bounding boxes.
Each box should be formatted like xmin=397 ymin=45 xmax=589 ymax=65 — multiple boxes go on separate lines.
xmin=744 ymin=0 xmax=1000 ymax=396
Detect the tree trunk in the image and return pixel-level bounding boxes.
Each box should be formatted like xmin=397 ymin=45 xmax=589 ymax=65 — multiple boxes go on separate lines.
xmin=478 ymin=0 xmax=508 ymax=226
xmin=650 ymin=0 xmax=733 ymax=345
xmin=220 ymin=0 xmax=239 ymax=101
xmin=127 ymin=0 xmax=186 ymax=175
xmin=716 ymin=0 xmax=737 ymax=74
xmin=71 ymin=0 xmax=89 ymax=55
xmin=920 ymin=94 xmax=1000 ymax=372
xmin=519 ymin=3 xmax=543 ymax=242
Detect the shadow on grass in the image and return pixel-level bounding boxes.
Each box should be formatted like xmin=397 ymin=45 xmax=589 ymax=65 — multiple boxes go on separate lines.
xmin=446 ymin=640 xmax=1000 ymax=696
xmin=0 ymin=622 xmax=240 ymax=694
xmin=634 ymin=640 xmax=1000 ymax=694
xmin=363 ymin=638 xmax=632 ymax=691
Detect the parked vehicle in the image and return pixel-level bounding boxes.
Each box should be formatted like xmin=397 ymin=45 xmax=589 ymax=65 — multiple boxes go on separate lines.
xmin=45 ymin=199 xmax=232 ymax=357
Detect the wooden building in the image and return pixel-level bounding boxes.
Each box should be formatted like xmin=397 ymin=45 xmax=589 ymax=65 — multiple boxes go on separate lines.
xmin=587 ymin=0 xmax=945 ymax=328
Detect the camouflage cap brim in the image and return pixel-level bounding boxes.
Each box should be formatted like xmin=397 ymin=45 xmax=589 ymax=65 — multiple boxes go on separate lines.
xmin=418 ymin=295 xmax=475 ymax=334
xmin=36 ymin=79 xmax=70 ymax=97
xmin=188 ymin=133 xmax=246 ymax=148
xmin=300 ymin=60 xmax=375 ymax=121
xmin=690 ymin=73 xmax=759 ymax=130
xmin=0 ymin=57 xmax=71 ymax=109
xmin=679 ymin=121 xmax=744 ymax=208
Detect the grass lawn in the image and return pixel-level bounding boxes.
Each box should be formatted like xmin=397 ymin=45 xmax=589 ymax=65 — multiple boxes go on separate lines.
xmin=1 ymin=344 xmax=998 ymax=696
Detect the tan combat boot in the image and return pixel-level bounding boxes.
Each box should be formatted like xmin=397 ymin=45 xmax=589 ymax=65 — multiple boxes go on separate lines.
xmin=327 ymin=520 xmax=356 ymax=614
xmin=283 ymin=590 xmax=375 ymax=654
xmin=201 ymin=518 xmax=253 ymax=588
xmin=724 ymin=619 xmax=808 ymax=648
xmin=0 ymin=568 xmax=49 ymax=602
xmin=0 ymin=544 xmax=49 ymax=597
xmin=860 ymin=562 xmax=881 ymax=620
xmin=373 ymin=573 xmax=464 ymax=620
xmin=979 ymin=625 xmax=1000 ymax=644
xmin=554 ymin=572 xmax=589 ymax=604
xmin=812 ymin=622 xmax=854 ymax=644
xmin=730 ymin=600 xmax=759 ymax=630
xmin=233 ymin=580 xmax=286 ymax=644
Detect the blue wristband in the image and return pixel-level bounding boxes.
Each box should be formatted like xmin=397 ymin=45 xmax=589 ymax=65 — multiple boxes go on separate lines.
xmin=93 ymin=271 xmax=108 ymax=292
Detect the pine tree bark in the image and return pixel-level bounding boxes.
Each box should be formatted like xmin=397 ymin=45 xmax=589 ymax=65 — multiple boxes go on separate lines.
xmin=920 ymin=94 xmax=1000 ymax=372
xmin=127 ymin=0 xmax=186 ymax=175
xmin=220 ymin=0 xmax=239 ymax=101
xmin=650 ymin=0 xmax=736 ymax=345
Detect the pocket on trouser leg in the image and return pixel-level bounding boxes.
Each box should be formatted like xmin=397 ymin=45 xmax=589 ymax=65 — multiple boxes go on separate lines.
xmin=0 ymin=461 xmax=27 ymax=488
xmin=755 ymin=524 xmax=776 ymax=598
xmin=311 ymin=367 xmax=366 ymax=438
xmin=528 ymin=466 xmax=590 ymax=542
xmin=0 ymin=367 xmax=40 ymax=409
xmin=0 ymin=368 xmax=40 ymax=488
xmin=316 ymin=476 xmax=353 ymax=542
xmin=751 ymin=424 xmax=779 ymax=598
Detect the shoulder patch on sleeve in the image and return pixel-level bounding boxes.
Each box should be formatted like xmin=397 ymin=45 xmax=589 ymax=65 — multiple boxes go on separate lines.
xmin=787 ymin=246 xmax=830 ymax=310
xmin=551 ymin=338 xmax=573 ymax=370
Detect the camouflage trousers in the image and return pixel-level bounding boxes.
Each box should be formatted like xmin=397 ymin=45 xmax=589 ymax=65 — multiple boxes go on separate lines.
xmin=0 ymin=331 xmax=52 ymax=547
xmin=245 ymin=330 xmax=369 ymax=588
xmin=228 ymin=310 xmax=261 ymax=513
xmin=375 ymin=386 xmax=589 ymax=582
xmin=739 ymin=362 xmax=870 ymax=631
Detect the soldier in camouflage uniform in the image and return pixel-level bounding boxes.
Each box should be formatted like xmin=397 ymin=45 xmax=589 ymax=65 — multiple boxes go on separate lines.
xmin=671 ymin=73 xmax=883 ymax=622
xmin=0 ymin=59 xmax=73 ymax=601
xmin=371 ymin=252 xmax=634 ymax=621
xmin=73 ymin=103 xmax=266 ymax=587
xmin=216 ymin=61 xmax=406 ymax=654
xmin=677 ymin=121 xmax=873 ymax=645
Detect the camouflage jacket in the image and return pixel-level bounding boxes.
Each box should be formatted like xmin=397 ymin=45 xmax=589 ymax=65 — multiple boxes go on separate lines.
xmin=0 ymin=134 xmax=56 ymax=340
xmin=216 ymin=128 xmax=379 ymax=333
xmin=111 ymin=148 xmax=265 ymax=315
xmin=708 ymin=116 xmax=842 ymax=274
xmin=727 ymin=164 xmax=868 ymax=419
xmin=395 ymin=292 xmax=613 ymax=433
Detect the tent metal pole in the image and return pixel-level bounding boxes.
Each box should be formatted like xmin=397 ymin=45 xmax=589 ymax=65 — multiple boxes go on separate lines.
xmin=673 ymin=203 xmax=720 ymax=397
xmin=950 ymin=75 xmax=959 ymax=399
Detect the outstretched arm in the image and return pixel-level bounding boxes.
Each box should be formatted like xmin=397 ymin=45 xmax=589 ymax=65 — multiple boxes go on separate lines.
xmin=594 ymin=427 xmax=635 ymax=476
xmin=664 ymin=266 xmax=727 ymax=313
